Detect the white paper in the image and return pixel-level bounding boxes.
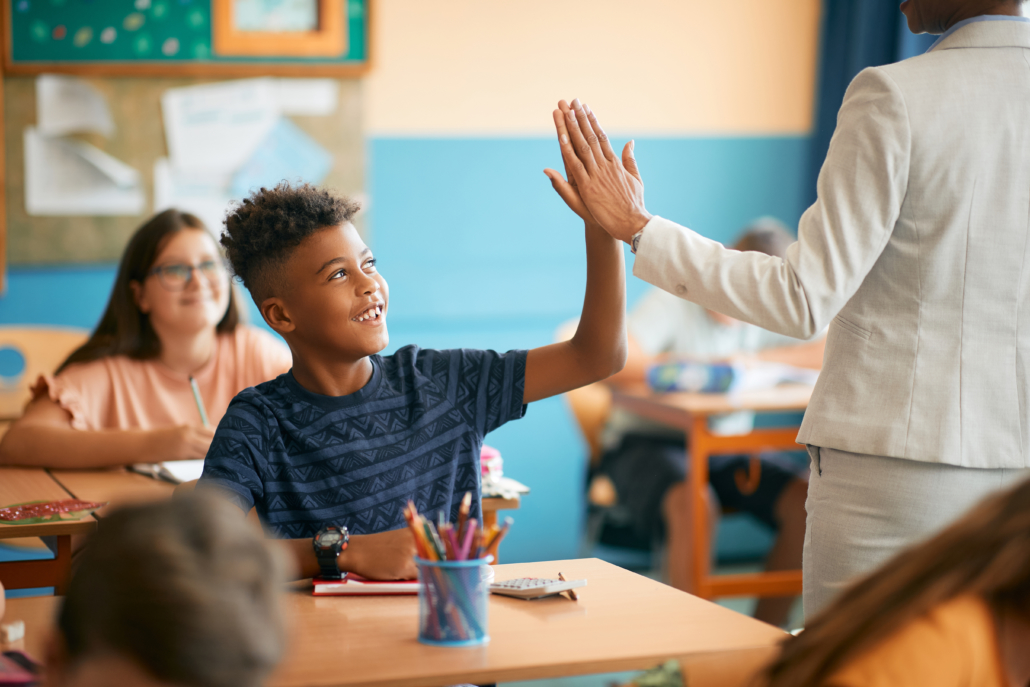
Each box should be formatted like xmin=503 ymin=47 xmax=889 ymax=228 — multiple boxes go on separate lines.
xmin=36 ymin=74 xmax=115 ymax=137
xmin=154 ymin=157 xmax=234 ymax=237
xmin=730 ymin=362 xmax=821 ymax=393
xmin=272 ymin=78 xmax=339 ymax=116
xmin=25 ymin=127 xmax=144 ymax=216
xmin=159 ymin=459 xmax=205 ymax=484
xmin=130 ymin=459 xmax=205 ymax=485
xmin=161 ymin=79 xmax=279 ymax=174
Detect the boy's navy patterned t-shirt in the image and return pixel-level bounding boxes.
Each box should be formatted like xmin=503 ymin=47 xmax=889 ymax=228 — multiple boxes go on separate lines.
xmin=198 ymin=345 xmax=528 ymax=539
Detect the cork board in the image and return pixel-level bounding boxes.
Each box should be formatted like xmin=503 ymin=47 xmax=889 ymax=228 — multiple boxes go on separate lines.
xmin=2 ymin=75 xmax=364 ymax=264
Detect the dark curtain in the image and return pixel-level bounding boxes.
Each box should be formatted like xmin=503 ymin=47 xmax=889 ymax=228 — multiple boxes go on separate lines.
xmin=806 ymin=0 xmax=936 ymax=205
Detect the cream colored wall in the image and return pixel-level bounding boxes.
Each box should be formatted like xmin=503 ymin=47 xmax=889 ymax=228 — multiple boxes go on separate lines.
xmin=365 ymin=0 xmax=821 ymax=136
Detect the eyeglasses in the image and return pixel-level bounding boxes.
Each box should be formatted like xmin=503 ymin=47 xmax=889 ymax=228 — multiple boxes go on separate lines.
xmin=148 ymin=260 xmax=225 ymax=291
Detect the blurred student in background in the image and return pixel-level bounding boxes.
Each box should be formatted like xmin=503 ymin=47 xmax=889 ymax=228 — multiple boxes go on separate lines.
xmin=596 ymin=219 xmax=824 ymax=627
xmin=44 ymin=495 xmax=289 ymax=687
xmin=764 ymin=477 xmax=1030 ymax=687
xmin=0 ymin=209 xmax=291 ymax=469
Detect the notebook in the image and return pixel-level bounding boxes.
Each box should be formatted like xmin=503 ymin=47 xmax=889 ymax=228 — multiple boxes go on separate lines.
xmin=312 ymin=574 xmax=419 ymax=596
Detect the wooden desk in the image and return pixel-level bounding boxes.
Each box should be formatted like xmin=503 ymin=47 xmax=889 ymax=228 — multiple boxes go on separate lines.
xmin=3 ymin=557 xmax=784 ymax=687
xmin=50 ymin=468 xmax=521 ymax=557
xmin=611 ymin=384 xmax=812 ymax=601
xmin=49 ymin=468 xmax=176 ymax=518
xmin=0 ymin=468 xmax=97 ymax=594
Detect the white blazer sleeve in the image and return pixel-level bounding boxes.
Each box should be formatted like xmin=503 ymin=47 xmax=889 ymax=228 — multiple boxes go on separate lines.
xmin=632 ymin=66 xmax=912 ymax=340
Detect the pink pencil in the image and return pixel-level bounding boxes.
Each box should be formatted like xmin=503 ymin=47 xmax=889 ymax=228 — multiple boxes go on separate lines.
xmin=444 ymin=525 xmax=461 ymax=561
xmin=458 ymin=518 xmax=477 ymax=560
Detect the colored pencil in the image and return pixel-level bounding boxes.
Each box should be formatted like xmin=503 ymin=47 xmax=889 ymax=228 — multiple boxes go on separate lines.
xmin=188 ymin=376 xmax=210 ymax=428
xmin=458 ymin=518 xmax=477 ymax=560
xmin=457 ymin=491 xmax=472 ymax=539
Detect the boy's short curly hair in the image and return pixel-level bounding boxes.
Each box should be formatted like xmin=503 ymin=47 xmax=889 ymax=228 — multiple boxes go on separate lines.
xmin=221 ymin=182 xmax=360 ymax=302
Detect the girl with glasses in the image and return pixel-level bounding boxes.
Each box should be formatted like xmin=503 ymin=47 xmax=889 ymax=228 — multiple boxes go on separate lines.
xmin=0 ymin=209 xmax=291 ymax=468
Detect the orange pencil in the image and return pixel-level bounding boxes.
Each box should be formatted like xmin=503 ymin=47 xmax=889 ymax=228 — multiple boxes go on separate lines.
xmin=485 ymin=517 xmax=513 ymax=560
xmin=404 ymin=502 xmax=429 ymax=558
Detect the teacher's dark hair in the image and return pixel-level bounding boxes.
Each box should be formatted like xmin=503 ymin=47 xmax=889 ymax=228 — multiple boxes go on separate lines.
xmin=764 ymin=476 xmax=1030 ymax=687
xmin=57 ymin=210 xmax=239 ymax=374
xmin=58 ymin=495 xmax=288 ymax=687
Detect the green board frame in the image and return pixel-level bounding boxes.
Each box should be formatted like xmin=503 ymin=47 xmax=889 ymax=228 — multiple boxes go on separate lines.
xmin=1 ymin=0 xmax=371 ymax=76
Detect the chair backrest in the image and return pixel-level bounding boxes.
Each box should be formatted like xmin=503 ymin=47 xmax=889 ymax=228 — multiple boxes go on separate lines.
xmin=0 ymin=327 xmax=90 ymax=420
xmin=555 ymin=320 xmax=613 ymax=468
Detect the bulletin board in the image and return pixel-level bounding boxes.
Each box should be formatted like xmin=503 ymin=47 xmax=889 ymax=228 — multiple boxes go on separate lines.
xmin=2 ymin=75 xmax=365 ymax=265
xmin=1 ymin=0 xmax=371 ymax=77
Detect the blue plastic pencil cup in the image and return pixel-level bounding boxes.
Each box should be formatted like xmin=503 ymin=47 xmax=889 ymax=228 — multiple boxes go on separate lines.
xmin=416 ymin=555 xmax=493 ymax=647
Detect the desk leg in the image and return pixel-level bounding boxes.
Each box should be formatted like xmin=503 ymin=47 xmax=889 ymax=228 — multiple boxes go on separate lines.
xmin=689 ymin=415 xmax=712 ymax=599
xmin=0 ymin=534 xmax=72 ymax=594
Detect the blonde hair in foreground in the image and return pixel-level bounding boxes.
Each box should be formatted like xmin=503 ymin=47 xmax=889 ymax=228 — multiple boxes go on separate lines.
xmin=764 ymin=476 xmax=1030 ymax=687
xmin=58 ymin=495 xmax=288 ymax=687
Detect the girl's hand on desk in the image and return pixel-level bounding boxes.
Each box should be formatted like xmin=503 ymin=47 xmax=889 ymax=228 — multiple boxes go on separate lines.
xmin=339 ymin=528 xmax=418 ymax=580
xmin=152 ymin=425 xmax=216 ymax=462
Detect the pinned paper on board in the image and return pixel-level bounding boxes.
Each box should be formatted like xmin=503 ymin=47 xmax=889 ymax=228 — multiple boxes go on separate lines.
xmin=272 ymin=78 xmax=339 ymax=116
xmin=25 ymin=127 xmax=145 ymax=216
xmin=161 ymin=78 xmax=280 ymax=174
xmin=154 ymin=158 xmax=234 ymax=236
xmin=36 ymin=74 xmax=115 ymax=137
xmin=230 ymin=117 xmax=333 ymax=198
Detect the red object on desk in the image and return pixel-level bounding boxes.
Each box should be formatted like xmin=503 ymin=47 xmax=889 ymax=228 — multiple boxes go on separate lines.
xmin=0 ymin=499 xmax=107 ymax=522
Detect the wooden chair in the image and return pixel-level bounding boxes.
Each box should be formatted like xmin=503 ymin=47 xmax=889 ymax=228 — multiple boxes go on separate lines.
xmin=0 ymin=327 xmax=89 ymax=435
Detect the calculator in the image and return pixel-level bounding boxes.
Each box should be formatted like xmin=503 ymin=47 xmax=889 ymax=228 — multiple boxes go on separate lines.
xmin=489 ymin=577 xmax=587 ymax=599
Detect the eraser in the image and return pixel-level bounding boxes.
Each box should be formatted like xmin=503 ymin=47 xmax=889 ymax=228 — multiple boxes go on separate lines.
xmin=0 ymin=620 xmax=26 ymax=643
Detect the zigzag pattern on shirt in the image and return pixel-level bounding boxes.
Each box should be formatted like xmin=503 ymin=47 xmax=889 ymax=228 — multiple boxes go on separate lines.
xmin=202 ymin=345 xmax=526 ymax=539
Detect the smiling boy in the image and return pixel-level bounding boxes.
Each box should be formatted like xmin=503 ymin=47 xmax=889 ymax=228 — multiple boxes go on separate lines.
xmin=197 ymin=182 xmax=626 ymax=580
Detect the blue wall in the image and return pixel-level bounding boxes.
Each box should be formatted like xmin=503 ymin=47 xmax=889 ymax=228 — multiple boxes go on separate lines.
xmin=0 ymin=134 xmax=811 ymax=565
xmin=370 ymin=136 xmax=812 ymax=563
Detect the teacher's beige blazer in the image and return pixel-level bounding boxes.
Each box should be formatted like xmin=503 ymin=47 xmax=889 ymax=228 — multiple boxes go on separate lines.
xmin=633 ymin=20 xmax=1030 ymax=469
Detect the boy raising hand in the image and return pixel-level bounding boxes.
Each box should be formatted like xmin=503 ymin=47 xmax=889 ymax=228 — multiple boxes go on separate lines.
xmin=198 ymin=180 xmax=625 ymax=580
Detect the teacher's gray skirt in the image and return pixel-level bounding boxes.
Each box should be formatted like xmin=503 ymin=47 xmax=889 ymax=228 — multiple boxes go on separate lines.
xmin=803 ymin=446 xmax=1029 ymax=620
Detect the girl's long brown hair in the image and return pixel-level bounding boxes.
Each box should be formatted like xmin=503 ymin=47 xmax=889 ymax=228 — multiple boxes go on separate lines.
xmin=57 ymin=209 xmax=239 ymax=374
xmin=765 ymin=476 xmax=1030 ymax=687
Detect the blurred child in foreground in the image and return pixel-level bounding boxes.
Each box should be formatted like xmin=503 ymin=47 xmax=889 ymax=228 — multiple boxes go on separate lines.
xmin=765 ymin=477 xmax=1030 ymax=687
xmin=44 ymin=495 xmax=289 ymax=687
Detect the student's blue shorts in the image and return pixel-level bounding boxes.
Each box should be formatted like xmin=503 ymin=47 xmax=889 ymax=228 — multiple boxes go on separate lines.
xmin=599 ymin=434 xmax=808 ymax=541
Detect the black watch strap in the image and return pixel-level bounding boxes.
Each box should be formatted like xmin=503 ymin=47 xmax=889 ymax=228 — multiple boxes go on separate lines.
xmin=313 ymin=525 xmax=348 ymax=580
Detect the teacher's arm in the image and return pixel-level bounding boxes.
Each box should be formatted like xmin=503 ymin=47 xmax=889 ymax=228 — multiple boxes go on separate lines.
xmin=558 ymin=68 xmax=911 ymax=340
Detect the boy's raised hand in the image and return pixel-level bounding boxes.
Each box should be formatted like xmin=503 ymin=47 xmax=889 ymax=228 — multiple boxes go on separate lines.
xmin=544 ymin=108 xmax=595 ymax=223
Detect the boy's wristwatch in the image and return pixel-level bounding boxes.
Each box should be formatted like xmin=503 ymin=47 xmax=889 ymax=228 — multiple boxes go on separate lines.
xmin=313 ymin=524 xmax=349 ymax=580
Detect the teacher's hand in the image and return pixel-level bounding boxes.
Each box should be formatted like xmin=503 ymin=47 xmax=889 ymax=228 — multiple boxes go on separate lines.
xmin=549 ymin=99 xmax=651 ymax=244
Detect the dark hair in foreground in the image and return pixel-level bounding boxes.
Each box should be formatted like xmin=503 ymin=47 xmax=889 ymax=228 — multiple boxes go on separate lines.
xmin=59 ymin=495 xmax=288 ymax=687
xmin=222 ymin=182 xmax=360 ymax=303
xmin=763 ymin=477 xmax=1030 ymax=687
xmin=57 ymin=209 xmax=240 ymax=374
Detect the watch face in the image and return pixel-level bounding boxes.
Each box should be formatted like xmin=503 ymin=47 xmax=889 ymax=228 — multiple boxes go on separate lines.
xmin=318 ymin=532 xmax=342 ymax=545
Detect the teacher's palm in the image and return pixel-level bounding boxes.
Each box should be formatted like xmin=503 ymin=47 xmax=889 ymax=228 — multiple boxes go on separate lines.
xmin=544 ymin=99 xmax=651 ymax=242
